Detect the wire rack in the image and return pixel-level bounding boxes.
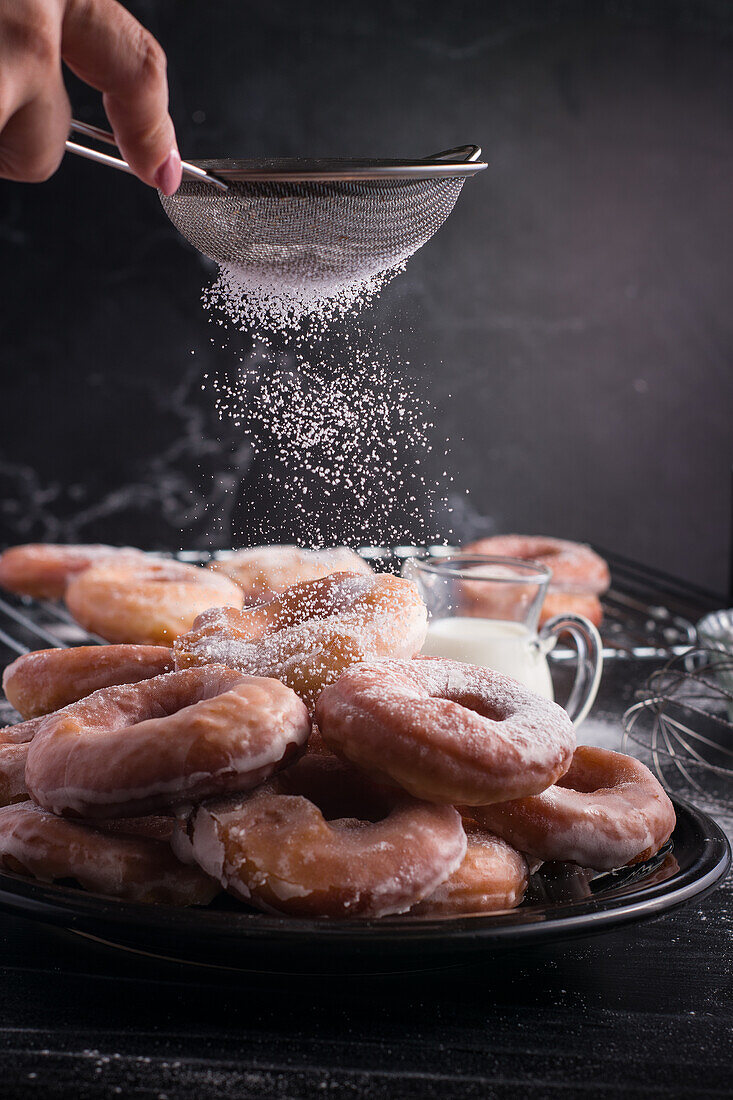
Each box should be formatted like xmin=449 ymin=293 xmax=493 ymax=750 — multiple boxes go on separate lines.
xmin=0 ymin=593 xmax=93 ymax=727
xmin=0 ymin=546 xmax=711 ymax=679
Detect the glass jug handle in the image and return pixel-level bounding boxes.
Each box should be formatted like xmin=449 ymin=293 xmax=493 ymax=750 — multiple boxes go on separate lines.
xmin=538 ymin=613 xmax=603 ymax=726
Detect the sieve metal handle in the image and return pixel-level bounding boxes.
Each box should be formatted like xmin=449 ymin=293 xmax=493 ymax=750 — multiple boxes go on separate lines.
xmin=65 ymin=119 xmax=229 ymax=192
xmin=428 ymin=145 xmax=483 ymax=163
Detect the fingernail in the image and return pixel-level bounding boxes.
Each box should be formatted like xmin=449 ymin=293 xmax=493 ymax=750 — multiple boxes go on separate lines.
xmin=154 ymin=148 xmax=182 ymax=196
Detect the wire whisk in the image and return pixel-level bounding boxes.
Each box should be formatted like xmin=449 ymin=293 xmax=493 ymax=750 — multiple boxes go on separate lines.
xmin=623 ymin=647 xmax=733 ymax=808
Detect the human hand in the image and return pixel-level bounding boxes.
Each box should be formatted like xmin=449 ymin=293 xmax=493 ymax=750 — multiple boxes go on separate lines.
xmin=0 ymin=0 xmax=181 ymax=194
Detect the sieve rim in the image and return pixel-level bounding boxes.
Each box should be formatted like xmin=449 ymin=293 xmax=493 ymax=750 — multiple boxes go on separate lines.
xmin=184 ymin=155 xmax=487 ymax=183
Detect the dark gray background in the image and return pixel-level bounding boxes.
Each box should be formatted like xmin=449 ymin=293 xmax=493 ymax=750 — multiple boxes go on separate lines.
xmin=0 ymin=0 xmax=731 ymax=593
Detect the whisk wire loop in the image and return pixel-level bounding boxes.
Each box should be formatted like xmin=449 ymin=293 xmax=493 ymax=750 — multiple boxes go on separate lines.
xmin=623 ymin=647 xmax=733 ymax=807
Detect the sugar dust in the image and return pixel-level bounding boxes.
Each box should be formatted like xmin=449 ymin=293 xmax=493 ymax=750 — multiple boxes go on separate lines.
xmin=202 ymin=261 xmax=453 ymax=549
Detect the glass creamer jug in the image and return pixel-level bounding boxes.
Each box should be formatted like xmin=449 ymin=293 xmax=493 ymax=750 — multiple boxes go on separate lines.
xmin=402 ymin=554 xmax=603 ymax=727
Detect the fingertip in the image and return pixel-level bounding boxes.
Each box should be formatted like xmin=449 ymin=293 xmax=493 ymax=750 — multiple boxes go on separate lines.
xmin=153 ymin=147 xmax=181 ymax=195
xmin=103 ymin=95 xmax=180 ymax=192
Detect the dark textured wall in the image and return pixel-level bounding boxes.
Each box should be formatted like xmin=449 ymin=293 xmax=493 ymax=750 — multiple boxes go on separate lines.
xmin=0 ymin=1 xmax=731 ymax=593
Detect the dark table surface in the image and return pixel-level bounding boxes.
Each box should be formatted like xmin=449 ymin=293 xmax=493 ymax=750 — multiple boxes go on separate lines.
xmin=1 ymin=656 xmax=732 ymax=1099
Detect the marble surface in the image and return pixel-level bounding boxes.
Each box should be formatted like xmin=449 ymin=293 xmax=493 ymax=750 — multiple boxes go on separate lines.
xmin=0 ymin=1 xmax=731 ymax=592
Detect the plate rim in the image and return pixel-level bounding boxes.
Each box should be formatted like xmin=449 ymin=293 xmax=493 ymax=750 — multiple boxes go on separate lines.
xmin=0 ymin=796 xmax=728 ymax=953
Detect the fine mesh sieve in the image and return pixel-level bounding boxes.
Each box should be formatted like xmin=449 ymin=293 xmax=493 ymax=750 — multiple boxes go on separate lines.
xmin=158 ymin=148 xmax=486 ymax=287
xmin=64 ymin=124 xmax=486 ymax=288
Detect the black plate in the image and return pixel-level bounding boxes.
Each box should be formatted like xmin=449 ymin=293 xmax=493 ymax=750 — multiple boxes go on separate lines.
xmin=0 ymin=797 xmax=728 ymax=974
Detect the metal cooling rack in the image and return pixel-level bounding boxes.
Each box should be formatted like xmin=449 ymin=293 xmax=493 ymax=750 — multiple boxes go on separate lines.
xmin=0 ymin=546 xmax=720 ymax=715
xmin=0 ymin=592 xmax=94 ymax=726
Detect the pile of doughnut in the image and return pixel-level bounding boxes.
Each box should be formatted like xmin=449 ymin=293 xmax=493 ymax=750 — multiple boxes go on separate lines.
xmin=0 ymin=539 xmax=674 ymax=919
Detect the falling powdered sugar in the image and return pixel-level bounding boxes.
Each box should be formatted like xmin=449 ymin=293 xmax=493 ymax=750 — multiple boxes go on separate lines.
xmin=202 ymin=297 xmax=454 ymax=547
xmin=203 ymin=262 xmax=407 ymax=339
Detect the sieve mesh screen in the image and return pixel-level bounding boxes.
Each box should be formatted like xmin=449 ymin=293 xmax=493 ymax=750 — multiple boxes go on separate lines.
xmin=159 ymin=176 xmax=467 ymax=289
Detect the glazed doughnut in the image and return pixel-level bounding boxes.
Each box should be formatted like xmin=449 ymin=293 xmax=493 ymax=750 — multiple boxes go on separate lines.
xmin=316 ymin=657 xmax=576 ymax=805
xmin=468 ymin=745 xmax=676 ymax=871
xmin=174 ymin=571 xmax=427 ymax=710
xmin=3 ymin=644 xmax=174 ymax=719
xmin=0 ymin=649 xmax=176 ymax=806
xmin=175 ymin=753 xmax=467 ymax=918
xmin=0 ymin=801 xmax=219 ymax=905
xmin=65 ymin=558 xmax=244 ymax=645
xmin=0 ymin=543 xmax=146 ymax=599
xmin=25 ymin=665 xmax=310 ymax=819
xmin=410 ymin=823 xmax=529 ymax=916
xmin=463 ymin=536 xmax=610 ymax=626
xmin=464 ymin=536 xmax=610 ymax=594
xmin=211 ymin=545 xmax=372 ymax=603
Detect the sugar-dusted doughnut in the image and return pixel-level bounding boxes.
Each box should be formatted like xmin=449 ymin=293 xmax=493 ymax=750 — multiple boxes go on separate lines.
xmin=0 ymin=801 xmax=219 ymax=905
xmin=25 ymin=666 xmax=310 ymax=819
xmin=468 ymin=745 xmax=676 ymax=871
xmin=463 ymin=535 xmax=609 ymax=627
xmin=211 ymin=545 xmax=372 ymax=603
xmin=65 ymin=558 xmax=244 ymax=645
xmin=174 ymin=754 xmax=466 ymax=918
xmin=316 ymin=657 xmax=576 ymax=805
xmin=0 ymin=543 xmax=146 ymax=599
xmin=410 ymin=823 xmax=529 ymax=916
xmin=3 ymin=644 xmax=174 ymax=719
xmin=174 ymin=571 xmax=427 ymax=710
